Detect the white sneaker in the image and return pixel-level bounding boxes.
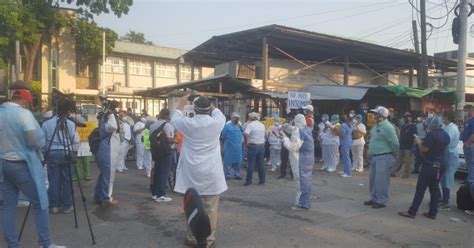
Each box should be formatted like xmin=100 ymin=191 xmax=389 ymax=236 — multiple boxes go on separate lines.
xmin=151 ymin=195 xmax=158 ymax=200
xmin=146 ymin=173 xmax=151 ymax=178
xmin=46 ymin=244 xmax=66 ymax=248
xmin=137 ymin=166 xmax=144 ymax=170
xmin=465 ymin=210 xmax=474 ymax=216
xmin=270 ymin=168 xmax=276 ymax=172
xmin=341 ymin=174 xmax=352 ymax=178
xmin=123 ymin=167 xmax=129 ymax=171
xmin=326 ymin=169 xmax=335 ymax=173
xmin=155 ymin=196 xmax=172 ymax=202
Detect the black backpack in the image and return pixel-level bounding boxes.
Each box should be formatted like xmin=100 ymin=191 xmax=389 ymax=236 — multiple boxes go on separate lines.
xmin=150 ymin=122 xmax=171 ymax=161
xmin=456 ymin=184 xmax=474 ymax=211
xmin=88 ymin=128 xmax=111 ymax=155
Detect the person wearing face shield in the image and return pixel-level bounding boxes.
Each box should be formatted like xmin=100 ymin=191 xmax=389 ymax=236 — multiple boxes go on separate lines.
xmin=222 ymin=112 xmax=244 ymax=180
xmin=318 ymin=114 xmax=329 ymax=162
xmin=116 ymin=116 xmax=132 ymax=173
xmin=351 ymin=114 xmax=366 ymax=172
xmin=399 ymin=116 xmax=449 ymax=220
xmin=268 ymin=116 xmax=283 ymax=172
xmin=364 ymin=106 xmax=399 ymax=209
xmin=281 ymin=114 xmax=315 ymax=210
xmin=320 ymin=115 xmax=341 ymax=172
xmin=134 ymin=117 xmax=147 ymax=170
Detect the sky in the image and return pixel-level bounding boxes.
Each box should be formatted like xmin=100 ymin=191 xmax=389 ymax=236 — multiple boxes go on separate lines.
xmin=94 ymin=0 xmax=474 ymax=54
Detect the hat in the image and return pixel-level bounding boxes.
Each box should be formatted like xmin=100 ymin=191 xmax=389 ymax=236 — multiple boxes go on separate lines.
xmin=355 ymin=114 xmax=363 ymax=120
xmin=193 ymin=96 xmax=211 ymax=114
xmin=231 ymin=112 xmax=240 ymax=119
xmin=330 ymin=114 xmax=340 ymax=122
xmin=302 ymin=105 xmax=314 ymax=112
xmin=370 ymin=106 xmax=389 ymax=118
xmin=427 ymin=116 xmax=443 ymax=129
xmin=322 ymin=114 xmax=329 ymax=121
xmin=11 ymin=89 xmax=33 ymax=102
xmin=248 ymin=112 xmax=260 ymax=121
xmin=403 ymin=112 xmax=411 ymax=117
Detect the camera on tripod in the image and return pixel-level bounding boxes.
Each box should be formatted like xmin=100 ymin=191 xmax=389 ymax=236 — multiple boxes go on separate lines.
xmin=52 ymin=88 xmax=76 ymax=117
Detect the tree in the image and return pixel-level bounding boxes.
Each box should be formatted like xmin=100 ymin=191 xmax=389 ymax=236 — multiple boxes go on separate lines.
xmin=0 ymin=0 xmax=132 ymax=83
xmin=120 ymin=30 xmax=154 ymax=45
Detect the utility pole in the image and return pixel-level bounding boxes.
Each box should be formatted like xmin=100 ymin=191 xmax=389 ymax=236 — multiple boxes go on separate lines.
xmin=101 ymin=31 xmax=106 ymax=95
xmin=15 ymin=40 xmax=20 ymax=81
xmin=420 ymin=0 xmax=429 ymax=88
xmin=412 ymin=20 xmax=420 ymax=54
xmin=456 ymin=0 xmax=469 ymax=120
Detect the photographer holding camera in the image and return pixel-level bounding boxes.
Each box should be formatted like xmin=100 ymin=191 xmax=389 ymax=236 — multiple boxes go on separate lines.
xmin=41 ymin=100 xmax=80 ymax=214
xmin=0 ymin=81 xmax=64 ymax=247
xmin=94 ymin=97 xmax=120 ymax=205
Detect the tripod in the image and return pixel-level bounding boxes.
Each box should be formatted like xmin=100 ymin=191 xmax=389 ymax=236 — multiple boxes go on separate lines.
xmin=18 ymin=115 xmax=96 ymax=245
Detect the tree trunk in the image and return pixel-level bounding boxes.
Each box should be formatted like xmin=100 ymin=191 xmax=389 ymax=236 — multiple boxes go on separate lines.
xmin=22 ymin=33 xmax=43 ymax=83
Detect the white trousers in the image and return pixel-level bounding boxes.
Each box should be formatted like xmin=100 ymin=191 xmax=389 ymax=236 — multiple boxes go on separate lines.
xmin=136 ymin=141 xmax=145 ymax=169
xmin=117 ymin=141 xmax=131 ymax=172
xmin=322 ymin=143 xmax=339 ymax=172
xmin=351 ymin=138 xmax=365 ymax=172
xmin=270 ymin=147 xmax=281 ymax=169
xmin=288 ymin=151 xmax=301 ymax=206
xmin=109 ymin=134 xmax=120 ymax=200
xmin=143 ymin=149 xmax=152 ymax=177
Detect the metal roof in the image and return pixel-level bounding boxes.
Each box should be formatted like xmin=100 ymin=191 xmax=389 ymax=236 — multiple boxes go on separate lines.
xmin=113 ymin=41 xmax=187 ymax=60
xmin=262 ymin=85 xmax=371 ymax=101
xmin=184 ymin=24 xmax=463 ymax=72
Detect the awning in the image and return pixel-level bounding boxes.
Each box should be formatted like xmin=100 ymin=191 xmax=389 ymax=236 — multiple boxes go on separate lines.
xmin=374 ymin=85 xmax=457 ymax=102
xmin=260 ymin=85 xmax=371 ymax=101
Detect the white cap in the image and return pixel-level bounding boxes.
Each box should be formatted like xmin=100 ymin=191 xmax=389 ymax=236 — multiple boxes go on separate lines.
xmin=302 ymin=105 xmax=314 ymax=112
xmin=248 ymin=112 xmax=260 ymax=121
xmin=370 ymin=106 xmax=389 ymax=118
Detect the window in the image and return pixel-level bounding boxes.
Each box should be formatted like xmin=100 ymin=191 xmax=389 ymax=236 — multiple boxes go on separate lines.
xmin=156 ymin=62 xmax=177 ymax=78
xmin=51 ymin=48 xmax=58 ymax=88
xmin=180 ymin=65 xmax=192 ymax=81
xmin=105 ymin=57 xmax=125 ymax=74
xmin=194 ymin=67 xmax=201 ymax=80
xmin=129 ymin=59 xmax=152 ymax=76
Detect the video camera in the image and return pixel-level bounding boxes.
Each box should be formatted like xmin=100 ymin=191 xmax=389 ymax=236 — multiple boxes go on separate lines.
xmin=52 ymin=89 xmax=76 ymax=117
xmin=99 ymin=94 xmax=120 ymax=115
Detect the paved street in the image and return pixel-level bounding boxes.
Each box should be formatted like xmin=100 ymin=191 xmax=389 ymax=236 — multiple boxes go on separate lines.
xmin=3 ymin=161 xmax=474 ymax=248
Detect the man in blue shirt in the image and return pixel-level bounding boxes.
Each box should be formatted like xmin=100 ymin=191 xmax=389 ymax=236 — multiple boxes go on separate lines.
xmin=399 ymin=117 xmax=450 ymax=220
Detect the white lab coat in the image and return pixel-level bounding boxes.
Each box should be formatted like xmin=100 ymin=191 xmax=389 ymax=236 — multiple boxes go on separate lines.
xmin=171 ymin=109 xmax=228 ymax=195
xmin=282 ymin=126 xmax=303 ymax=205
xmin=134 ymin=121 xmax=146 ymax=168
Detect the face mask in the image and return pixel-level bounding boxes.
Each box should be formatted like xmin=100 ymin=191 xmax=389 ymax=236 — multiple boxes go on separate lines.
xmin=140 ymin=118 xmax=146 ymax=123
xmin=349 ymin=114 xmax=354 ymax=118
xmin=352 ymin=119 xmax=357 ymax=124
xmin=428 ymin=113 xmax=434 ymax=118
xmin=122 ymin=117 xmax=127 ymax=122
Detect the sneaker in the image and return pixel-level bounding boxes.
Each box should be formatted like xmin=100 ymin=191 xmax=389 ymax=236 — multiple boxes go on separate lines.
xmin=49 ymin=208 xmax=59 ymax=214
xmin=123 ymin=167 xmax=129 ymax=171
xmin=151 ymin=195 xmax=158 ymax=200
xmin=234 ymin=176 xmax=242 ymax=180
xmin=42 ymin=243 xmax=66 ymax=248
xmin=326 ymin=169 xmax=336 ymax=173
xmin=61 ymin=207 xmax=74 ymax=214
xmin=146 ymin=174 xmax=151 ymax=178
xmin=155 ymin=196 xmax=172 ymax=202
xmin=363 ymin=200 xmax=375 ymax=206
xmin=270 ymin=168 xmax=276 ymax=172
xmin=438 ymin=203 xmax=451 ymax=211
xmin=290 ymin=205 xmax=309 ymax=211
xmin=372 ymin=203 xmax=386 ymax=209
xmin=465 ymin=210 xmax=474 ymax=216
xmin=341 ymin=174 xmax=351 ymax=178
xmin=137 ymin=166 xmax=144 ymax=170
xmin=398 ymin=211 xmax=415 ymax=219
xmin=117 ymin=170 xmax=124 ymax=173
xmin=101 ymin=199 xmax=119 ymax=206
xmin=422 ymin=212 xmax=436 ymax=220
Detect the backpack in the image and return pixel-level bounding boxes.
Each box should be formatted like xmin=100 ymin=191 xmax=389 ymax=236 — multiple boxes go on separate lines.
xmin=88 ymin=128 xmax=111 ymax=155
xmin=456 ymin=184 xmax=474 ymax=211
xmin=150 ymin=122 xmax=171 ymax=161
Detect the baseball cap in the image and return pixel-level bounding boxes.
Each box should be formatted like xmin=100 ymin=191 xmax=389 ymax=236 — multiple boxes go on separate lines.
xmin=370 ymin=106 xmax=389 ymax=117
xmin=302 ymin=105 xmax=314 ymax=112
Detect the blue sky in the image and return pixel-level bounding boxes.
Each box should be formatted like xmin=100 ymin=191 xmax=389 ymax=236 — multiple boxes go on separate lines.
xmin=94 ymin=0 xmax=473 ymax=54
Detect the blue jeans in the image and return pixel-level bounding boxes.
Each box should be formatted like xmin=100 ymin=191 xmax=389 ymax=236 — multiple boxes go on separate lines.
xmin=94 ymin=153 xmax=111 ymax=204
xmin=369 ymin=154 xmax=395 ymax=205
xmin=0 ymin=160 xmax=51 ymax=247
xmin=151 ymin=153 xmax=172 ymax=197
xmin=46 ymin=151 xmax=72 ymax=209
xmin=224 ymin=162 xmax=241 ymax=178
xmin=408 ymin=162 xmax=440 ymax=216
xmin=468 ymin=146 xmax=474 ymax=183
xmin=246 ymin=144 xmax=265 ymax=184
xmin=341 ymin=144 xmax=352 ymax=176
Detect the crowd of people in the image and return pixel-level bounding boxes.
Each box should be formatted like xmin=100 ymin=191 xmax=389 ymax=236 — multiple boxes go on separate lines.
xmin=1 ymin=81 xmax=474 ymax=248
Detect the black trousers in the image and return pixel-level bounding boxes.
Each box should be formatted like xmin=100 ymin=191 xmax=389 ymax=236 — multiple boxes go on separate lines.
xmin=408 ymin=162 xmax=441 ymax=216
xmin=279 ymin=147 xmax=292 ymax=178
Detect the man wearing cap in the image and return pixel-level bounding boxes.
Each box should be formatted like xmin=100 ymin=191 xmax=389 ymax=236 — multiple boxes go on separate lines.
xmin=0 ymin=81 xmax=63 ymax=247
xmin=222 ymin=112 xmax=244 ymax=180
xmin=364 ymin=106 xmax=399 ymax=209
xmin=399 ymin=116 xmax=450 ymax=219
xmin=172 ymin=94 xmax=227 ymax=248
xmin=244 ymin=112 xmax=267 ymax=186
xmin=391 ymin=112 xmax=417 ymax=178
xmin=302 ymin=104 xmax=315 ymax=130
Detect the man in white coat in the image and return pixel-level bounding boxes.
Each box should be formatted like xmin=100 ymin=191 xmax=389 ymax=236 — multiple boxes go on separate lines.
xmin=134 ymin=117 xmax=146 ymax=170
xmin=171 ymin=94 xmax=227 ymax=248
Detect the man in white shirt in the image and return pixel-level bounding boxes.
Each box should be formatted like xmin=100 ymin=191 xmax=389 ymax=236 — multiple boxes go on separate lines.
xmin=171 ymin=94 xmax=227 ymax=248
xmin=244 ymin=112 xmax=266 ymax=186
xmin=117 ymin=116 xmax=132 ymax=173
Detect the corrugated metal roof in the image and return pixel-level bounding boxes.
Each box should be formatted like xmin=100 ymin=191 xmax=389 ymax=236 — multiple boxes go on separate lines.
xmin=300 ymin=85 xmax=370 ymax=100
xmin=113 ymin=41 xmax=187 ymax=60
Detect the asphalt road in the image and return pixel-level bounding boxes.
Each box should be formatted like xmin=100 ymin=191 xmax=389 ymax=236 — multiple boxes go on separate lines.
xmin=2 ymin=161 xmax=474 ymax=248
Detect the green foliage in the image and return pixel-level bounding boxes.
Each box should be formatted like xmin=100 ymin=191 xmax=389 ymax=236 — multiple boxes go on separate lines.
xmin=71 ymin=18 xmax=118 ymax=64
xmin=30 ymin=80 xmax=41 ymax=93
xmin=62 ymin=0 xmax=133 ymax=19
xmin=120 ymin=30 xmax=153 ymax=45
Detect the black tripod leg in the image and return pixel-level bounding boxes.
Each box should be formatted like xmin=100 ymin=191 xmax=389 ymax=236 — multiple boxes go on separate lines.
xmin=73 ymin=160 xmax=96 ymax=245
xmin=67 ymin=165 xmax=79 ymax=228
xmin=17 ymin=203 xmax=31 ymax=242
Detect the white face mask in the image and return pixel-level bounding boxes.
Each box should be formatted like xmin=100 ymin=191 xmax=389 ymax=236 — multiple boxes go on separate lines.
xmin=140 ymin=118 xmax=146 ymax=123
xmin=428 ymin=113 xmax=434 ymax=118
xmin=122 ymin=117 xmax=127 ymax=122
